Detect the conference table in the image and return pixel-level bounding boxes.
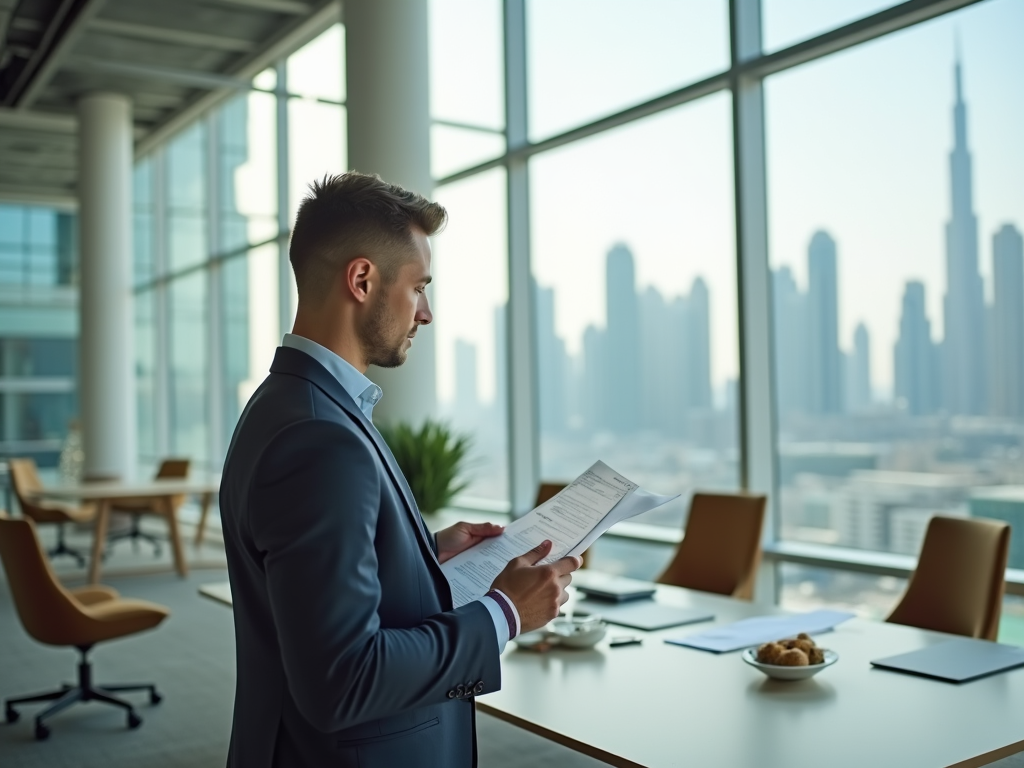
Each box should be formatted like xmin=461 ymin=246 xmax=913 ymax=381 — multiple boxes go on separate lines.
xmin=198 ymin=579 xmax=1024 ymax=767
xmin=31 ymin=479 xmax=219 ymax=584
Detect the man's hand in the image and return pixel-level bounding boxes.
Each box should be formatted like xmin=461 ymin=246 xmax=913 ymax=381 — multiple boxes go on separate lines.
xmin=436 ymin=521 xmax=505 ymax=564
xmin=490 ymin=540 xmax=582 ymax=634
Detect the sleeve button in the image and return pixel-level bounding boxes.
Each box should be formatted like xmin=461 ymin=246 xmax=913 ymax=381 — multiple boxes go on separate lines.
xmin=474 ymin=682 xmax=485 ymax=695
xmin=447 ymin=689 xmax=456 ymax=699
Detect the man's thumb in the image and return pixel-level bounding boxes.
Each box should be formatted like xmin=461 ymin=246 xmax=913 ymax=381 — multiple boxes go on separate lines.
xmin=521 ymin=539 xmax=553 ymax=566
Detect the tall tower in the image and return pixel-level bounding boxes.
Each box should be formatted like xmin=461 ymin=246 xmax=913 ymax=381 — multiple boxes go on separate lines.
xmin=991 ymin=224 xmax=1024 ymax=419
xmin=807 ymin=231 xmax=843 ymax=414
xmin=604 ymin=243 xmax=640 ymax=432
xmin=942 ymin=57 xmax=986 ymax=415
xmin=846 ymin=322 xmax=872 ymax=412
xmin=894 ymin=281 xmax=939 ymax=415
xmin=772 ymin=266 xmax=808 ymax=418
xmin=535 ymin=282 xmax=567 ymax=434
xmin=684 ymin=277 xmax=712 ymax=411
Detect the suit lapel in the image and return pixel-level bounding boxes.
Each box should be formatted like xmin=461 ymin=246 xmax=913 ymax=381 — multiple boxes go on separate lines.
xmin=270 ymin=348 xmax=451 ymax=599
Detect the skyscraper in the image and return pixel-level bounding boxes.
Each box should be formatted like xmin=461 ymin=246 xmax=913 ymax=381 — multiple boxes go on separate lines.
xmin=894 ymin=281 xmax=939 ymax=415
xmin=772 ymin=266 xmax=808 ymax=418
xmin=846 ymin=322 xmax=872 ymax=412
xmin=604 ymin=243 xmax=641 ymax=432
xmin=942 ymin=58 xmax=987 ymax=415
xmin=582 ymin=324 xmax=608 ymax=431
xmin=684 ymin=277 xmax=712 ymax=411
xmin=535 ymin=282 xmax=568 ymax=434
xmin=991 ymin=224 xmax=1024 ymax=419
xmin=807 ymin=231 xmax=843 ymax=414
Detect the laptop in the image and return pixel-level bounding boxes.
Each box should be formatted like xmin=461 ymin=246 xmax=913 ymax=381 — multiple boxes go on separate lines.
xmin=572 ymin=570 xmax=657 ymax=602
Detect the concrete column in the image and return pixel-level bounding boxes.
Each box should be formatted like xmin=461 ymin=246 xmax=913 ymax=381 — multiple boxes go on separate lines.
xmin=345 ymin=0 xmax=436 ymax=426
xmin=77 ymin=92 xmax=136 ymax=479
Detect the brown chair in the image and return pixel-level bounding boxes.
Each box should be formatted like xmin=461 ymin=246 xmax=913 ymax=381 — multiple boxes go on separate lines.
xmin=9 ymin=458 xmax=96 ymax=567
xmin=887 ymin=515 xmax=1010 ymax=641
xmin=0 ymin=514 xmax=169 ymax=740
xmin=657 ymin=492 xmax=767 ymax=600
xmin=108 ymin=459 xmax=190 ymax=557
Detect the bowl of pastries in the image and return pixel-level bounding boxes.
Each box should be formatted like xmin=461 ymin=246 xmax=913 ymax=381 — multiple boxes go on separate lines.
xmin=742 ymin=633 xmax=838 ymax=681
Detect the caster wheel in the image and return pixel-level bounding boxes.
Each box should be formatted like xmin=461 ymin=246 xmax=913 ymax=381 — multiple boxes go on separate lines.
xmin=35 ymin=722 xmax=50 ymax=740
xmin=127 ymin=712 xmax=142 ymax=730
xmin=5 ymin=706 xmax=19 ymax=724
xmin=150 ymin=691 xmax=163 ymax=705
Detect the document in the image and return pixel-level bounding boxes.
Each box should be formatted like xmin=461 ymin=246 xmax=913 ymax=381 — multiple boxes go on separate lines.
xmin=441 ymin=461 xmax=678 ymax=608
xmin=665 ymin=609 xmax=855 ymax=653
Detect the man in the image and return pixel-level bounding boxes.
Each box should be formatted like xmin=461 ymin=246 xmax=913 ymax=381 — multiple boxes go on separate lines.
xmin=220 ymin=172 xmax=580 ymax=768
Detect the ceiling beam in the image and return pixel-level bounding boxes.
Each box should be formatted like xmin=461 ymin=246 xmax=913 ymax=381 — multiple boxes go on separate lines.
xmin=17 ymin=0 xmax=110 ymax=110
xmin=135 ymin=0 xmax=340 ymax=157
xmin=0 ymin=107 xmax=76 ymax=132
xmin=205 ymin=0 xmax=313 ymax=15
xmin=89 ymin=18 xmax=256 ymax=53
xmin=68 ymin=56 xmax=253 ymax=90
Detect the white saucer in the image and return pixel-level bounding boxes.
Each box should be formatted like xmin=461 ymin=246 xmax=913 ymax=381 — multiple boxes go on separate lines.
xmin=742 ymin=647 xmax=838 ymax=681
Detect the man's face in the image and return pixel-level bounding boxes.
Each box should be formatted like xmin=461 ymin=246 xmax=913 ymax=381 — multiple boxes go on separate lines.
xmin=360 ymin=227 xmax=433 ymax=368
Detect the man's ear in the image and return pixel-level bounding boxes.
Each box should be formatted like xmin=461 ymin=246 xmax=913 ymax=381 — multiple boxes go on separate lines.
xmin=345 ymin=257 xmax=374 ymax=304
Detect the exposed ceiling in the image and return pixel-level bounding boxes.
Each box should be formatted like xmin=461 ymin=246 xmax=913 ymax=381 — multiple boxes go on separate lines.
xmin=0 ymin=0 xmax=339 ymax=206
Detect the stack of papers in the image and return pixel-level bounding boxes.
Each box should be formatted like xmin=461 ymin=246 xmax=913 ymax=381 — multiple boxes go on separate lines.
xmin=440 ymin=461 xmax=677 ymax=608
xmin=666 ymin=609 xmax=855 ymax=653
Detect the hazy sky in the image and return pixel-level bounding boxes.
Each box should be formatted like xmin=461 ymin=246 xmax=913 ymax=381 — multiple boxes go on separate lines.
xmin=237 ymin=1 xmax=1024 ymax=405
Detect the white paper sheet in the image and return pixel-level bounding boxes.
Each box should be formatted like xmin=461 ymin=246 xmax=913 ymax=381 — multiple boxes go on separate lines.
xmin=441 ymin=461 xmax=678 ymax=607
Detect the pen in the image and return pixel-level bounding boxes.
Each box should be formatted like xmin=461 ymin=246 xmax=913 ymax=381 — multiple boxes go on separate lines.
xmin=609 ymin=636 xmax=643 ymax=648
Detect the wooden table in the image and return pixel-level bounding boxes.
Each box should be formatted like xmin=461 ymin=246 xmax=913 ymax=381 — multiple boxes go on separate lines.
xmin=198 ymin=579 xmax=1024 ymax=767
xmin=32 ymin=479 xmax=219 ymax=584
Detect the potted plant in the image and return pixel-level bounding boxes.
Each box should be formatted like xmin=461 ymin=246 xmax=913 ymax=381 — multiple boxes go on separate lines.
xmin=378 ymin=419 xmax=473 ymax=515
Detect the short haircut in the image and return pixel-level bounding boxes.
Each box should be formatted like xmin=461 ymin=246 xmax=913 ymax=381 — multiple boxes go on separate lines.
xmin=289 ymin=172 xmax=447 ymax=303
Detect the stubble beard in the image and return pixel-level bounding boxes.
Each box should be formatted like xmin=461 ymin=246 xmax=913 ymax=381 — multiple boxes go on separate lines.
xmin=362 ymin=290 xmax=410 ymax=369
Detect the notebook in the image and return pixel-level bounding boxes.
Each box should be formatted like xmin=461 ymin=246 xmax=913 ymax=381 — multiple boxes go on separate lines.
xmin=573 ymin=600 xmax=714 ymax=632
xmin=871 ymin=638 xmax=1024 ymax=683
xmin=572 ymin=571 xmax=657 ymax=602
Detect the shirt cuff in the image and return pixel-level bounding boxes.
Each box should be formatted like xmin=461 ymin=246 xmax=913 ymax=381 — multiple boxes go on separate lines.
xmin=489 ymin=588 xmax=520 ymax=637
xmin=478 ymin=595 xmax=510 ymax=652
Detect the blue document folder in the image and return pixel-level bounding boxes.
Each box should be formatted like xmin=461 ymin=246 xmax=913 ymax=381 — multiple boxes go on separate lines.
xmin=871 ymin=638 xmax=1024 ymax=683
xmin=665 ymin=609 xmax=855 ymax=653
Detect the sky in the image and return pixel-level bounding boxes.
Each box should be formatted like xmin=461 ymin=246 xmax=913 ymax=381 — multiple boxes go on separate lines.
xmin=233 ymin=0 xmax=1024 ymax=406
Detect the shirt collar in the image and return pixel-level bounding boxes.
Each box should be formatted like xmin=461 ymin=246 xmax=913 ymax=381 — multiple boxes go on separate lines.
xmin=281 ymin=334 xmax=383 ymax=420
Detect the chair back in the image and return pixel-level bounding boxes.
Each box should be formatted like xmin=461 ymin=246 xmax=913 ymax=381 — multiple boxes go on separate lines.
xmin=9 ymin=458 xmax=51 ymax=519
xmin=657 ymin=492 xmax=766 ymax=600
xmin=155 ymin=459 xmax=190 ymax=480
xmin=887 ymin=515 xmax=1009 ymax=641
xmin=0 ymin=514 xmax=88 ymax=646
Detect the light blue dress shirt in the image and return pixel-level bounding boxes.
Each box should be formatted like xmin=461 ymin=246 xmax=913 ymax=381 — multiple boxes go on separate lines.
xmin=280 ymin=334 xmax=512 ymax=651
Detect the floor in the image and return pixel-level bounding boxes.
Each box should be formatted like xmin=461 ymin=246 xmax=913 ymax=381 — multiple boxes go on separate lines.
xmin=0 ymin=521 xmax=604 ymax=768
xmin=1 ymin=521 xmax=1023 ymax=768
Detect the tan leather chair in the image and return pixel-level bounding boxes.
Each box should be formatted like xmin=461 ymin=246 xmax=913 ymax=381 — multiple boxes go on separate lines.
xmin=657 ymin=492 xmax=767 ymax=600
xmin=9 ymin=458 xmax=95 ymax=567
xmin=108 ymin=458 xmax=190 ymax=557
xmin=887 ymin=515 xmax=1010 ymax=641
xmin=0 ymin=514 xmax=170 ymax=740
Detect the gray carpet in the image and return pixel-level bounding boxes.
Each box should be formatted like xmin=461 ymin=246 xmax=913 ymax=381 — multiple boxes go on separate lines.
xmin=2 ymin=524 xmax=1021 ymax=768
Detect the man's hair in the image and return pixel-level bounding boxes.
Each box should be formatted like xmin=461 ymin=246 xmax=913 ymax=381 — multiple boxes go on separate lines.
xmin=289 ymin=172 xmax=447 ymax=303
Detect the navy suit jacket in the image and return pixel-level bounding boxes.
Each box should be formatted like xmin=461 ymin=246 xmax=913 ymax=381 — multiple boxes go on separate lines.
xmin=220 ymin=346 xmax=501 ymax=768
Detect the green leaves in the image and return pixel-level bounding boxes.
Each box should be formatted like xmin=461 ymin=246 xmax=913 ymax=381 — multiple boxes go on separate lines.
xmin=378 ymin=419 xmax=473 ymax=515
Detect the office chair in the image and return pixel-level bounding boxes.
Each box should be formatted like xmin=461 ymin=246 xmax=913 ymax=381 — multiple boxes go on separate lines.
xmin=887 ymin=515 xmax=1009 ymax=641
xmin=107 ymin=458 xmax=190 ymax=557
xmin=9 ymin=458 xmax=96 ymax=567
xmin=0 ymin=514 xmax=170 ymax=739
xmin=658 ymin=492 xmax=767 ymax=600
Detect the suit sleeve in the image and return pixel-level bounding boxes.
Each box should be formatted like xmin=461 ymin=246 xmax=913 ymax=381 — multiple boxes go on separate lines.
xmin=248 ymin=418 xmax=501 ymax=734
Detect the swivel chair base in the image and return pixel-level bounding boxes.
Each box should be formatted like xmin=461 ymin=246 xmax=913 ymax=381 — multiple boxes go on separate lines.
xmin=3 ymin=646 xmax=162 ymax=740
xmin=106 ymin=515 xmax=164 ymax=558
xmin=47 ymin=524 xmax=87 ymax=568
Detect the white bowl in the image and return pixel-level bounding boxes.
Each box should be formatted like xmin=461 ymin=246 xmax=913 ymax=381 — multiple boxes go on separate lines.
xmin=549 ymin=617 xmax=608 ymax=648
xmin=742 ymin=647 xmax=838 ymax=681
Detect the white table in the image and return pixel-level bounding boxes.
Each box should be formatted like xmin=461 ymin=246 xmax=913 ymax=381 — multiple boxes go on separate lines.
xmin=198 ymin=579 xmax=1024 ymax=767
xmin=32 ymin=479 xmax=219 ymax=583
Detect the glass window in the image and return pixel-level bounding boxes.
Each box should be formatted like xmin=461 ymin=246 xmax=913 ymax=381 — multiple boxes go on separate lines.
xmin=286 ymin=23 xmax=345 ymax=103
xmin=166 ymin=123 xmax=208 ymax=272
xmin=779 ymin=563 xmax=905 ymax=620
xmin=429 ymin=0 xmax=505 ymax=179
xmin=526 ymin=0 xmax=729 ymax=141
xmin=169 ymin=272 xmax=208 ymax=463
xmin=135 ymin=290 xmax=157 ymax=461
xmin=766 ymin=0 xmax=1024 ymax=553
xmin=0 ymin=392 xmax=76 ymax=443
xmin=763 ymin=0 xmax=901 ymax=53
xmin=134 ymin=159 xmax=156 ymax=285
xmin=217 ymin=92 xmax=278 ymax=252
xmin=433 ymin=168 xmax=509 ymax=504
xmin=530 ymin=93 xmax=739 ymax=529
xmin=0 ymin=339 xmax=75 ymax=377
xmin=288 ymin=101 xmax=346 ymax=223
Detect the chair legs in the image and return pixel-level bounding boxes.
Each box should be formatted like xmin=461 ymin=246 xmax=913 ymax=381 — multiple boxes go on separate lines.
xmin=46 ymin=524 xmax=87 ymax=568
xmin=106 ymin=514 xmax=163 ymax=557
xmin=3 ymin=647 xmax=161 ymax=740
